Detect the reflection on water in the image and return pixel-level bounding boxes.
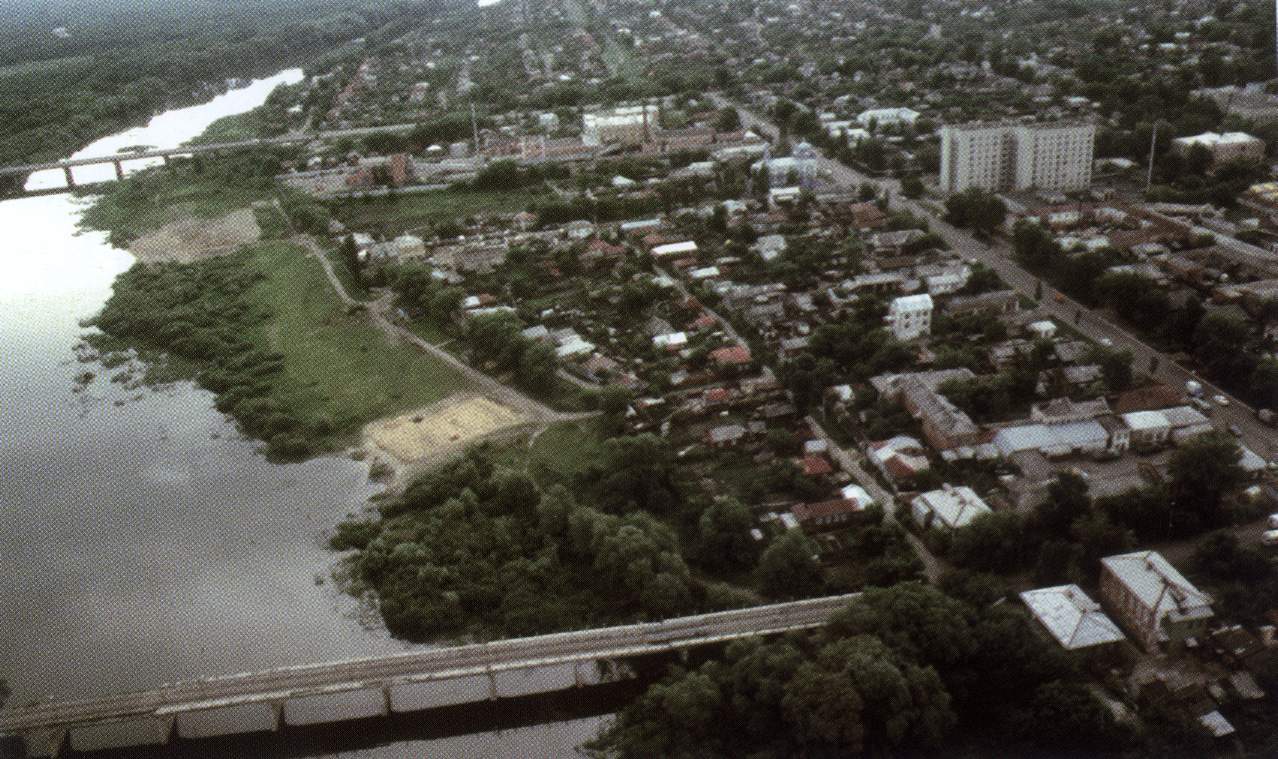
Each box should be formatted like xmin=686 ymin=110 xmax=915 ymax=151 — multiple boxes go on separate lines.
xmin=0 ymin=65 xmax=605 ymax=759
xmin=0 ymin=70 xmax=406 ymax=708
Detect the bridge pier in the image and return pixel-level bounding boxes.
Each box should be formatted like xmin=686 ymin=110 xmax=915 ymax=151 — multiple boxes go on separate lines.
xmin=113 ymin=160 xmax=125 ymax=181
xmin=21 ymin=727 xmax=66 ymax=758
xmin=62 ymin=166 xmax=75 ymax=188
xmin=486 ymin=668 xmax=499 ymax=701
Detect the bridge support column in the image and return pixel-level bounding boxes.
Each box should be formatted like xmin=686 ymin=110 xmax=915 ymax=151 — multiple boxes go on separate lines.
xmin=113 ymin=161 xmax=125 ymax=181
xmin=22 ymin=727 xmax=66 ymax=758
xmin=486 ymin=668 xmax=499 ymax=701
xmin=62 ymin=166 xmax=75 ymax=188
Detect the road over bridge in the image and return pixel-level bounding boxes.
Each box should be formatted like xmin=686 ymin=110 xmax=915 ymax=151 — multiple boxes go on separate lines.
xmin=0 ymin=122 xmax=424 ymax=188
xmin=1 ymin=594 xmax=858 ymax=756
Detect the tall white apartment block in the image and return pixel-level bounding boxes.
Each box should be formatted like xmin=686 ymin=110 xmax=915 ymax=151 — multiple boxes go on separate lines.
xmin=886 ymin=294 xmax=934 ymax=341
xmin=940 ymin=121 xmax=1094 ymax=194
xmin=939 ymin=123 xmax=1017 ymax=193
xmin=1015 ymin=123 xmax=1096 ymax=191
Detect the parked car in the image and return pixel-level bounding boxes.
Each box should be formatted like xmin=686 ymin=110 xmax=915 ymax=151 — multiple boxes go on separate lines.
xmin=1098 ymin=337 xmax=1113 ymax=347
xmin=1266 ymin=513 xmax=1278 ymax=530
xmin=1262 ymin=529 xmax=1278 ymax=547
xmin=1229 ymin=424 xmax=1243 ymax=438
xmin=1192 ymin=398 xmax=1213 ymax=414
xmin=1258 ymin=408 xmax=1275 ymax=426
xmin=1214 ymin=394 xmax=1230 ymax=407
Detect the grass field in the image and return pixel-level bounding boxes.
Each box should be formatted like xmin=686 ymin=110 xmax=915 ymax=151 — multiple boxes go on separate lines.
xmin=329 ymin=188 xmax=546 ymax=236
xmin=81 ymin=171 xmax=275 ymax=245
xmin=490 ymin=418 xmax=609 ymax=486
xmin=247 ymin=242 xmax=470 ymax=441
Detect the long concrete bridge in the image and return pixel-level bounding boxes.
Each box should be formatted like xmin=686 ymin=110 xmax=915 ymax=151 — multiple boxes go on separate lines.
xmin=1 ymin=594 xmax=858 ymax=757
xmin=0 ymin=122 xmax=423 ymax=189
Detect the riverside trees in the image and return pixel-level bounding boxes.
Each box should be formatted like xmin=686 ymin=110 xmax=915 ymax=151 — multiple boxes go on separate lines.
xmin=335 ymin=442 xmax=747 ymax=640
xmin=588 ymin=584 xmax=1131 ymax=758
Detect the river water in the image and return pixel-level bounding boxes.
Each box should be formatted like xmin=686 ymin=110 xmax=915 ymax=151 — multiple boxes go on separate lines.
xmin=0 ymin=71 xmax=604 ymax=756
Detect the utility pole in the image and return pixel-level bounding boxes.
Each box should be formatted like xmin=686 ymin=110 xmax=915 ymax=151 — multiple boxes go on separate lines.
xmin=1145 ymin=122 xmax=1159 ymax=192
xmin=470 ymin=101 xmax=481 ymax=163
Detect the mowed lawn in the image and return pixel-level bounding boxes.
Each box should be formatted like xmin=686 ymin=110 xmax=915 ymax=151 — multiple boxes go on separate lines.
xmin=248 ymin=241 xmax=470 ymax=438
xmin=497 ymin=418 xmax=609 ymax=486
xmin=329 ymin=188 xmax=546 ymax=236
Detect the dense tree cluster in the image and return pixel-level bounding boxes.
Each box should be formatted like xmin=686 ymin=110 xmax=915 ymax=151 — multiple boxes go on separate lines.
xmin=939 ymin=436 xmax=1246 ymax=582
xmin=335 ymin=445 xmax=716 ymax=640
xmin=91 ymin=252 xmax=326 ymax=460
xmin=1012 ymin=220 xmax=1272 ymax=408
xmin=944 ymin=189 xmax=1007 ymax=234
xmin=781 ymin=298 xmax=914 ymax=410
xmin=590 ymin=584 xmax=1130 ymax=758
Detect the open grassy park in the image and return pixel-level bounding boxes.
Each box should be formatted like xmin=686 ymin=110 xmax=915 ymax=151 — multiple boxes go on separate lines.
xmin=247 ymin=242 xmax=469 ymax=440
xmin=328 ymin=187 xmax=546 ymax=236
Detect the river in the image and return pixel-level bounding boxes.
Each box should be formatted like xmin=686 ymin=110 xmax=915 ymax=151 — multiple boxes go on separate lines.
xmin=0 ymin=70 xmax=605 ymax=756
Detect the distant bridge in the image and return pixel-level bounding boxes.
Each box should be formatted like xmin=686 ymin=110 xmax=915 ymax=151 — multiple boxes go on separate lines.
xmin=0 ymin=122 xmax=423 ymax=189
xmin=1 ymin=594 xmax=858 ymax=756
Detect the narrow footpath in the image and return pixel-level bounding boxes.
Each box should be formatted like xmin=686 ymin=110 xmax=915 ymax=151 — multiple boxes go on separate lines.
xmin=294 ymin=232 xmax=596 ymax=425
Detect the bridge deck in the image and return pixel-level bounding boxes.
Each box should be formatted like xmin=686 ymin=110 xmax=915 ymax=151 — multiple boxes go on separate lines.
xmin=0 ymin=123 xmax=423 ymax=176
xmin=0 ymin=595 xmax=858 ymax=735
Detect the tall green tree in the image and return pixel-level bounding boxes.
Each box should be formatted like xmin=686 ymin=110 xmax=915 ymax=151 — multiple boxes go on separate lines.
xmin=1168 ymin=434 xmax=1245 ymax=530
xmin=756 ymin=531 xmax=823 ymax=599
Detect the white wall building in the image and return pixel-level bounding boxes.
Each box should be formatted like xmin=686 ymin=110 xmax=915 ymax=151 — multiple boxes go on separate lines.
xmin=1171 ymin=131 xmax=1265 ymax=165
xmin=886 ymin=294 xmax=934 ymax=341
xmin=940 ymin=121 xmax=1095 ymax=193
xmin=857 ymin=107 xmax=921 ymax=128
xmin=1015 ymin=123 xmax=1096 ymax=191
xmin=582 ymin=104 xmax=659 ymax=146
xmin=1020 ymin=585 xmax=1126 ymax=650
xmin=912 ymin=485 xmax=991 ymax=531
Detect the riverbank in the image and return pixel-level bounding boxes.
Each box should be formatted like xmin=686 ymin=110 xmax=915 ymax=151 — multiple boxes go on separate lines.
xmin=88 ymin=239 xmax=472 ymax=460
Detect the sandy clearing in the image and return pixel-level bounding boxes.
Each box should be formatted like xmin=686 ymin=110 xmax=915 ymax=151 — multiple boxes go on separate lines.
xmin=363 ymin=394 xmax=531 ymax=472
xmin=129 ymin=208 xmax=261 ymax=263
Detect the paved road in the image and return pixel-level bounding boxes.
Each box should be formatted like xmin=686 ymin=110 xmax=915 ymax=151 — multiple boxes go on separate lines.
xmin=0 ymin=594 xmax=859 ymax=734
xmin=804 ymin=416 xmax=948 ymax=582
xmin=716 ymin=96 xmax=1278 ymax=463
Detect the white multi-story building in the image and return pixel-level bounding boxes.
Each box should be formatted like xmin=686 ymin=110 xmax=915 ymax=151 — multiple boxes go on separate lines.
xmin=911 ymin=484 xmax=991 ymax=531
xmin=1171 ymin=131 xmax=1265 ymax=165
xmin=582 ymin=104 xmax=659 ymax=146
xmin=1015 ymin=123 xmax=1096 ymax=191
xmin=886 ymin=294 xmax=933 ymax=341
xmin=857 ymin=107 xmax=921 ymax=129
xmin=939 ymin=121 xmax=1095 ymax=193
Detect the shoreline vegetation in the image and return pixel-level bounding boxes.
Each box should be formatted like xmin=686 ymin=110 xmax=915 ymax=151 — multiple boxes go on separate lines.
xmin=86 ymin=238 xmax=469 ymax=461
xmin=331 ymin=440 xmax=763 ymax=642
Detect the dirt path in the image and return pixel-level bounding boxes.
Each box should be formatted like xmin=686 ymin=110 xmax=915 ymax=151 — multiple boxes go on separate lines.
xmin=293 ymin=233 xmax=597 ymax=427
xmin=129 ymin=208 xmax=260 ymax=263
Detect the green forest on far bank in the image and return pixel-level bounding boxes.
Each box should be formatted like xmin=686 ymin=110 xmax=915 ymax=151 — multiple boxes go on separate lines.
xmin=0 ymin=0 xmax=441 ymax=190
